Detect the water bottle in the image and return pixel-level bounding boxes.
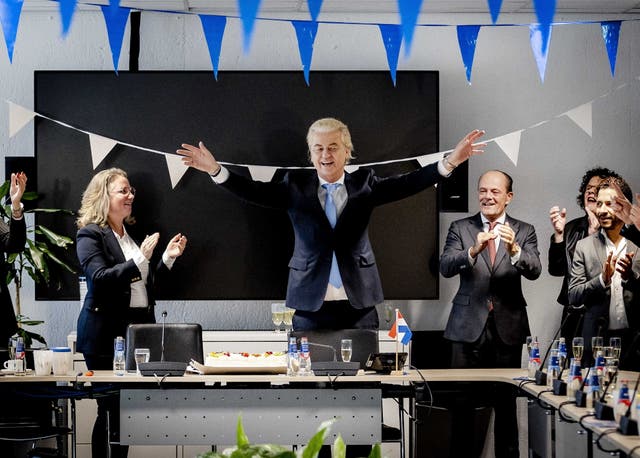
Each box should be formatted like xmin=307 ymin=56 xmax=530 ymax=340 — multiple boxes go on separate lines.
xmin=547 ymin=349 xmax=560 ymax=387
xmin=615 ymin=380 xmax=631 ymax=423
xmin=113 ymin=336 xmax=126 ymax=376
xmin=557 ymin=337 xmax=567 ymax=370
xmin=15 ymin=337 xmax=26 ymax=375
xmin=567 ymin=357 xmax=583 ymax=398
xmin=586 ymin=367 xmax=600 ymax=409
xmin=287 ymin=337 xmax=299 ymax=376
xmin=527 ymin=337 xmax=541 ymax=379
xmin=299 ymin=336 xmax=311 ymax=375
xmin=595 ymin=350 xmax=605 ymax=387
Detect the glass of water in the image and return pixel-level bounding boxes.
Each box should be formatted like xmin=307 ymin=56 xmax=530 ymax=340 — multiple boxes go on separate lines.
xmin=340 ymin=339 xmax=353 ymax=363
xmin=134 ymin=348 xmax=150 ymax=375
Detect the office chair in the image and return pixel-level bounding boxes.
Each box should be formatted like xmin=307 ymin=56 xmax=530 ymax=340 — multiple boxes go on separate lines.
xmin=125 ymin=323 xmax=204 ymax=371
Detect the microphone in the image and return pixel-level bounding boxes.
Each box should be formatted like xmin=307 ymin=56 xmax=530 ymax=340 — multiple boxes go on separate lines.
xmin=575 ymin=366 xmax=591 ymax=408
xmin=304 ymin=341 xmax=360 ymax=376
xmin=137 ymin=311 xmax=187 ymax=377
xmin=594 ymin=365 xmax=618 ymax=420
xmin=619 ymin=371 xmax=640 ymax=435
xmin=535 ymin=311 xmax=574 ymax=386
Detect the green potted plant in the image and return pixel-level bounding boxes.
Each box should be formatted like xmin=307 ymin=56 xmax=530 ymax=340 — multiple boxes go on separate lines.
xmin=196 ymin=416 xmax=381 ymax=458
xmin=0 ymin=179 xmax=76 ymax=348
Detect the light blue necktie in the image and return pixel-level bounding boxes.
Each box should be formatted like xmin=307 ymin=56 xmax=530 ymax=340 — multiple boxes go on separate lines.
xmin=323 ymin=183 xmax=342 ymax=288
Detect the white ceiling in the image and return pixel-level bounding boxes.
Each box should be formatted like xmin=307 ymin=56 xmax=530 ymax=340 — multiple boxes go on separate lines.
xmin=21 ymin=0 xmax=640 ymax=15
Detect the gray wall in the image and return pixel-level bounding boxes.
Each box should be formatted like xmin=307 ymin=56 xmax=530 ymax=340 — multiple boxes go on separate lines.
xmin=2 ymin=11 xmax=639 ymax=352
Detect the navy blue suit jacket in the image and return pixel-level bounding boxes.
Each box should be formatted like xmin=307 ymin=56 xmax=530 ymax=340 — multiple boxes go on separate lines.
xmin=76 ymin=224 xmax=167 ymax=357
xmin=0 ymin=217 xmax=26 ymax=345
xmin=219 ymin=163 xmax=443 ymax=312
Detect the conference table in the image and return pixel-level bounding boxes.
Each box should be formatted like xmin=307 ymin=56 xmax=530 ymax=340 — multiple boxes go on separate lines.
xmin=1 ymin=368 xmax=639 ymax=458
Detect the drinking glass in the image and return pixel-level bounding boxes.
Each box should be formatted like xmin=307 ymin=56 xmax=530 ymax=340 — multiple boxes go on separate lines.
xmin=282 ymin=306 xmax=295 ymax=332
xmin=525 ymin=336 xmax=533 ymax=353
xmin=610 ymin=337 xmax=622 ymax=359
xmin=340 ymin=339 xmax=353 ymax=363
xmin=591 ymin=336 xmax=603 ymax=357
xmin=383 ymin=304 xmax=394 ymax=328
xmin=271 ymin=303 xmax=285 ymax=333
xmin=134 ymin=348 xmax=150 ymax=375
xmin=572 ymin=337 xmax=584 ymax=360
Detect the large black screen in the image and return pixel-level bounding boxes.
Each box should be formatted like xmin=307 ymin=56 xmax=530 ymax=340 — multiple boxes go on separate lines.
xmin=34 ymin=71 xmax=440 ymax=300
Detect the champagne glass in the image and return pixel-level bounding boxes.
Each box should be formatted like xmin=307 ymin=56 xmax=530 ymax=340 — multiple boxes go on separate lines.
xmin=591 ymin=336 xmax=603 ymax=358
xmin=383 ymin=304 xmax=394 ymax=329
xmin=282 ymin=306 xmax=295 ymax=332
xmin=340 ymin=339 xmax=353 ymax=363
xmin=271 ymin=303 xmax=284 ymax=333
xmin=526 ymin=336 xmax=533 ymax=354
xmin=572 ymin=337 xmax=584 ymax=360
xmin=610 ymin=337 xmax=622 ymax=359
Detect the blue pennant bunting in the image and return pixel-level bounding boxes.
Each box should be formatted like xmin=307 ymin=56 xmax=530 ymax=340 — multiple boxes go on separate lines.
xmin=59 ymin=0 xmax=77 ymax=37
xmin=533 ymin=0 xmax=556 ymax=55
xmin=292 ymin=20 xmax=318 ymax=86
xmin=109 ymin=0 xmax=120 ymax=8
xmin=100 ymin=5 xmax=130 ymax=73
xmin=530 ymin=24 xmax=552 ymax=83
xmin=238 ymin=0 xmax=261 ymax=54
xmin=398 ymin=0 xmax=423 ymax=57
xmin=0 ymin=0 xmax=24 ymax=63
xmin=487 ymin=0 xmax=502 ymax=24
xmin=456 ymin=25 xmax=481 ymax=84
xmin=601 ymin=21 xmax=621 ymax=77
xmin=307 ymin=0 xmax=323 ymax=22
xmin=378 ymin=24 xmax=402 ymax=86
xmin=199 ymin=15 xmax=227 ymax=80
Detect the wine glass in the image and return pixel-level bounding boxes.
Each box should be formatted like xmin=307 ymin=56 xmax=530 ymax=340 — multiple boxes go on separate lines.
xmin=610 ymin=337 xmax=622 ymax=359
xmin=271 ymin=303 xmax=284 ymax=333
xmin=340 ymin=339 xmax=353 ymax=363
xmin=591 ymin=336 xmax=603 ymax=358
xmin=572 ymin=337 xmax=584 ymax=361
xmin=383 ymin=304 xmax=394 ymax=329
xmin=134 ymin=348 xmax=150 ymax=375
xmin=282 ymin=306 xmax=295 ymax=333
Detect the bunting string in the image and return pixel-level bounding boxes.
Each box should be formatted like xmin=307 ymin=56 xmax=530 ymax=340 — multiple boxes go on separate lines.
xmin=7 ymin=74 xmax=637 ymax=186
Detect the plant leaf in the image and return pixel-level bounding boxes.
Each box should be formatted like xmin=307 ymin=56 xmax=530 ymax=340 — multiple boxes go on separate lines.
xmin=301 ymin=419 xmax=334 ymax=458
xmin=368 ymin=443 xmax=382 ymax=458
xmin=35 ymin=225 xmax=75 ymax=248
xmin=236 ymin=415 xmax=249 ymax=448
xmin=333 ymin=435 xmax=346 ymax=458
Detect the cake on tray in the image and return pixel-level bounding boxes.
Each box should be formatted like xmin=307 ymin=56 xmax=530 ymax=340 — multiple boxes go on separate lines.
xmin=192 ymin=351 xmax=287 ymax=374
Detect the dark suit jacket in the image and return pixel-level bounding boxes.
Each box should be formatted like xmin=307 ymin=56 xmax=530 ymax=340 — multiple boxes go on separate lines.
xmin=219 ymin=164 xmax=442 ymax=312
xmin=568 ymin=231 xmax=640 ymax=348
xmin=0 ymin=217 xmax=26 ymax=345
xmin=76 ymin=224 xmax=168 ymax=357
xmin=548 ymin=215 xmax=589 ymax=306
xmin=440 ymin=213 xmax=541 ymax=346
xmin=621 ymin=224 xmax=640 ymax=247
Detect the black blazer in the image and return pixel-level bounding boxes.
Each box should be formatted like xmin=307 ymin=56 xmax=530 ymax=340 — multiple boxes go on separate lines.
xmin=219 ymin=163 xmax=443 ymax=312
xmin=76 ymin=224 xmax=168 ymax=357
xmin=0 ymin=217 xmax=26 ymax=345
xmin=548 ymin=215 xmax=589 ymax=306
xmin=440 ymin=213 xmax=541 ymax=346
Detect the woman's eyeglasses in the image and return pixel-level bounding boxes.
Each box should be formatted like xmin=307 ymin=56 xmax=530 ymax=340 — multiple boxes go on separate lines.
xmin=111 ymin=187 xmax=136 ymax=196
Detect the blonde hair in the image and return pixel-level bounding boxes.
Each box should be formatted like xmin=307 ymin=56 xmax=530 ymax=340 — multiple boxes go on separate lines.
xmin=306 ymin=118 xmax=355 ymax=163
xmin=76 ymin=168 xmax=135 ymax=228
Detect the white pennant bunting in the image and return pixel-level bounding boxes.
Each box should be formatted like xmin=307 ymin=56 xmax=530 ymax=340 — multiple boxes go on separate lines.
xmin=565 ymin=102 xmax=592 ymax=137
xmin=416 ymin=151 xmax=445 ymax=167
xmin=8 ymin=102 xmax=36 ymax=137
xmin=248 ymin=165 xmax=277 ymax=182
xmin=164 ymin=153 xmax=189 ymax=188
xmin=88 ymin=133 xmax=118 ymax=169
xmin=494 ymin=130 xmax=522 ymax=166
xmin=345 ymin=164 xmax=360 ymax=173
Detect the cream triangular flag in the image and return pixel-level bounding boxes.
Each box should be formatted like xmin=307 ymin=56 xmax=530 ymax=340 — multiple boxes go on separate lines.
xmin=164 ymin=153 xmax=189 ymax=188
xmin=89 ymin=133 xmax=118 ymax=169
xmin=9 ymin=102 xmax=36 ymax=137
xmin=494 ymin=130 xmax=522 ymax=166
xmin=248 ymin=165 xmax=277 ymax=182
xmin=416 ymin=151 xmax=445 ymax=167
xmin=565 ymin=102 xmax=592 ymax=137
xmin=345 ymin=164 xmax=360 ymax=173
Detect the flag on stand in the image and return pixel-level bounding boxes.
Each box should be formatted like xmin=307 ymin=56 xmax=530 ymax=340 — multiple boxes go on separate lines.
xmin=388 ymin=310 xmax=412 ymax=345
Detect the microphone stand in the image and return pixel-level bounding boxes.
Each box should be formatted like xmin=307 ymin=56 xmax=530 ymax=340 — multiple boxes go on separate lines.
xmin=160 ymin=310 xmax=167 ymax=362
xmin=594 ymin=366 xmax=617 ymax=420
xmin=536 ymin=311 xmax=575 ymax=386
xmin=575 ymin=366 xmax=591 ymax=408
xmin=619 ymin=371 xmax=640 ymax=435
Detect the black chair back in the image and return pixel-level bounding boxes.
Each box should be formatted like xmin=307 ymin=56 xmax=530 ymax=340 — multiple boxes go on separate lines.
xmin=289 ymin=329 xmax=378 ymax=369
xmin=125 ymin=323 xmax=203 ymax=371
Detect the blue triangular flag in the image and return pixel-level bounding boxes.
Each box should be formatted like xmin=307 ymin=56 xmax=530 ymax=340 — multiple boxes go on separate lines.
xmin=533 ymin=0 xmax=556 ymax=55
xmin=457 ymin=25 xmax=481 ymax=83
xmin=530 ymin=23 xmax=552 ymax=83
xmin=238 ymin=0 xmax=261 ymax=54
xmin=199 ymin=15 xmax=227 ymax=80
xmin=59 ymin=0 xmax=77 ymax=37
xmin=292 ymin=20 xmax=318 ymax=86
xmin=378 ymin=24 xmax=402 ymax=86
xmin=397 ymin=0 xmax=423 ymax=57
xmin=307 ymin=0 xmax=323 ymax=22
xmin=0 ymin=0 xmax=24 ymax=63
xmin=108 ymin=0 xmax=120 ymax=8
xmin=487 ymin=0 xmax=502 ymax=24
xmin=601 ymin=21 xmax=621 ymax=77
xmin=100 ymin=5 xmax=130 ymax=73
